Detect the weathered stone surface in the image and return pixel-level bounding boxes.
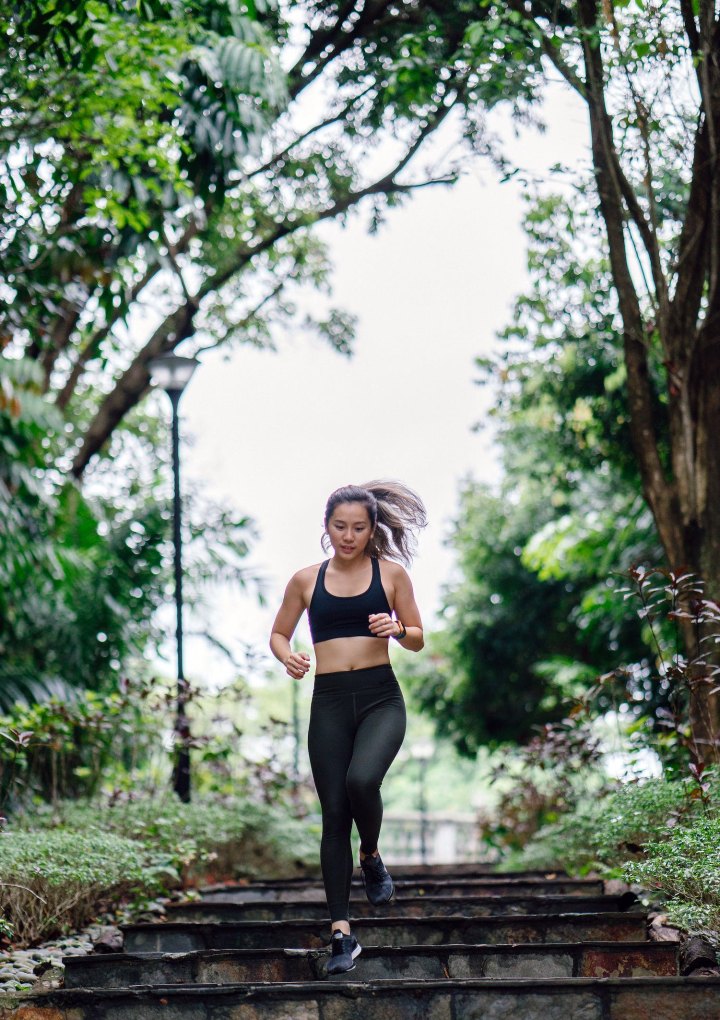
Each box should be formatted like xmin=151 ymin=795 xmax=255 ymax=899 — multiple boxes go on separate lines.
xmin=5 ymin=862 xmax=714 ymax=1019
xmin=122 ymin=911 xmax=648 ymax=953
xmin=103 ymin=1004 xmax=206 ymax=1020
xmin=452 ymin=990 xmax=602 ymax=1020
xmin=604 ymin=879 xmax=635 ymax=896
xmin=199 ymin=877 xmax=604 ymax=903
xmin=227 ymin=1002 xmax=320 ymax=1020
xmin=92 ymin=929 xmax=123 ymax=955
xmin=319 ymin=989 xmax=453 ymax=1020
xmin=3 ymin=978 xmax=720 ymax=1019
xmin=62 ymin=940 xmax=680 ymax=989
xmin=581 ymin=945 xmax=678 ymax=978
xmin=199 ymin=957 xmax=288 ymax=985
xmin=0 ymin=1009 xmax=66 ymax=1020
xmin=648 ymin=925 xmax=682 ymax=943
xmin=680 ymin=936 xmax=718 ymax=975
xmin=610 ymin=982 xmax=720 ymax=1019
xmin=648 ymin=914 xmax=683 ymax=942
xmin=167 ymin=893 xmax=631 ymax=924
xmin=29 ymin=968 xmax=65 ymax=996
xmin=329 ymin=954 xmax=443 ymax=982
xmin=451 ymin=952 xmax=573 ymax=979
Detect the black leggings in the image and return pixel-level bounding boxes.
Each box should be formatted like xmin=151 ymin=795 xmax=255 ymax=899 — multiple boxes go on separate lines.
xmin=307 ymin=664 xmax=406 ymax=922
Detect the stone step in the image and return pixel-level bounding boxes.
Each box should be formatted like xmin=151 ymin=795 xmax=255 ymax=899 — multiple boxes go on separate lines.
xmin=166 ymin=892 xmax=637 ymax=924
xmin=122 ymin=911 xmax=649 ymax=953
xmin=62 ymin=940 xmax=679 ymax=988
xmin=198 ymin=876 xmax=605 ymax=902
xmin=4 ymin=976 xmax=720 ymax=1020
xmin=229 ymin=865 xmax=563 ymax=885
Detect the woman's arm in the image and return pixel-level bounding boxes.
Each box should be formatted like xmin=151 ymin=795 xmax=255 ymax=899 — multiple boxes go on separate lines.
xmin=270 ymin=571 xmax=312 ymax=679
xmin=369 ymin=563 xmax=424 ymax=652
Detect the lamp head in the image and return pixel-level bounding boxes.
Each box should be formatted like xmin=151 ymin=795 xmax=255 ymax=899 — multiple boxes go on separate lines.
xmin=148 ymin=354 xmax=199 ymax=394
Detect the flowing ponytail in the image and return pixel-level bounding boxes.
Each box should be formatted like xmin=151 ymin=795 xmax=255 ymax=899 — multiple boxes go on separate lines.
xmin=322 ymin=479 xmax=427 ymax=566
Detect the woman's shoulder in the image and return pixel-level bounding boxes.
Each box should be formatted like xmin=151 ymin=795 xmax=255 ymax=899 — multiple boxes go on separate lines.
xmin=288 ymin=561 xmax=325 ymax=587
xmin=376 ymin=558 xmax=409 ymax=580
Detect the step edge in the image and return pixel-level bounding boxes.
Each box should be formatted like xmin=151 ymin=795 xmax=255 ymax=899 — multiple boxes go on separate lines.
xmin=121 ymin=910 xmax=649 ymax=930
xmin=12 ymin=974 xmax=720 ymax=1001
xmin=63 ymin=938 xmax=676 ymax=967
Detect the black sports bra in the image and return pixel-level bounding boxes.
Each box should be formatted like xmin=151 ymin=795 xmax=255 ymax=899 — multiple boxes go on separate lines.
xmin=307 ymin=558 xmax=392 ymax=644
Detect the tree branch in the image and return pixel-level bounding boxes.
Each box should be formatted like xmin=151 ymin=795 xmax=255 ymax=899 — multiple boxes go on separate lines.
xmin=38 ymin=300 xmax=86 ymax=389
xmin=70 ymin=302 xmax=196 ymax=478
xmin=680 ymin=0 xmax=701 ymax=54
xmin=696 ymin=10 xmax=720 ymax=316
xmin=287 ymin=0 xmax=394 ymax=100
xmin=159 ymin=228 xmax=196 ymax=308
xmin=671 ymin=113 xmax=713 ymax=341
xmin=56 ymin=218 xmax=202 ymax=410
xmin=193 ymin=281 xmax=285 ymax=356
xmin=244 ymin=84 xmax=376 ymax=184
xmin=577 ymin=0 xmax=683 ymax=563
xmin=70 ymin=93 xmax=462 ymax=479
xmin=506 ymin=0 xmax=587 ymax=98
xmin=55 ymin=267 xmax=159 ymax=411
xmin=510 ymin=0 xmax=665 ymax=306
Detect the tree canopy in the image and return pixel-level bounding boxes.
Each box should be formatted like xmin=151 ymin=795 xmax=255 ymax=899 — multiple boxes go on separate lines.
xmin=4 ymin=0 xmax=720 ymax=765
xmin=2 ymin=0 xmax=492 ymax=481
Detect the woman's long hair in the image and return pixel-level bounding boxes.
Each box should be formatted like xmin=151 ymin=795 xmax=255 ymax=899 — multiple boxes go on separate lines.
xmin=322 ymin=480 xmax=427 ymax=566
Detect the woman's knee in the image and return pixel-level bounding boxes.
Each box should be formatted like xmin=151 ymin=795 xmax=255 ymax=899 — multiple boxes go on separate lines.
xmin=320 ymin=800 xmax=353 ymax=838
xmin=345 ymin=768 xmax=381 ymax=805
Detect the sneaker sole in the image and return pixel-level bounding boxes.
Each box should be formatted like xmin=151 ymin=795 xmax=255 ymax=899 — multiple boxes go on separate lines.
xmin=327 ymin=961 xmax=356 ymax=975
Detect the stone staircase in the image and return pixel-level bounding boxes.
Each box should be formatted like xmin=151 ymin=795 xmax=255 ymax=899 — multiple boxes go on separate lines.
xmin=2 ymin=862 xmax=720 ymax=1018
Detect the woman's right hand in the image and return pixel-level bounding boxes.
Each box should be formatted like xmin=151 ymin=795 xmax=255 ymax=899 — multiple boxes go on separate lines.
xmin=285 ymin=651 xmax=311 ymax=679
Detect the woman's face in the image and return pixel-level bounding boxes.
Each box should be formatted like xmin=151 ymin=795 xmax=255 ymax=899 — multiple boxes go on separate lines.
xmin=326 ymin=501 xmax=373 ymax=559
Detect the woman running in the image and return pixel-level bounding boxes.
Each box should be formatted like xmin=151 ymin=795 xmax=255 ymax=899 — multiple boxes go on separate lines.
xmin=269 ymin=480 xmax=426 ymax=974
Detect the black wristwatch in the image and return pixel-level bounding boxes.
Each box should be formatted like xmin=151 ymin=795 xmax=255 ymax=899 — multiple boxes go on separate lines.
xmin=393 ymin=620 xmax=407 ymax=641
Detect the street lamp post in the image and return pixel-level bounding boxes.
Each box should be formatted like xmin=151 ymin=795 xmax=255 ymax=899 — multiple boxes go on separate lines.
xmin=411 ymin=739 xmax=434 ymax=865
xmin=291 ymin=674 xmax=300 ymax=782
xmin=148 ymin=354 xmax=199 ymax=803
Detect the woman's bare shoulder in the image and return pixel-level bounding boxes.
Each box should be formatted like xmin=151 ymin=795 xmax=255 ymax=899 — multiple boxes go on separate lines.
xmin=288 ymin=562 xmax=324 ymax=587
xmin=377 ymin=559 xmax=410 ymax=581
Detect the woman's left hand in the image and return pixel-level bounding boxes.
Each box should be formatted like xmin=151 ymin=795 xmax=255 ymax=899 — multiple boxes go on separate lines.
xmin=369 ymin=613 xmax=401 ymax=638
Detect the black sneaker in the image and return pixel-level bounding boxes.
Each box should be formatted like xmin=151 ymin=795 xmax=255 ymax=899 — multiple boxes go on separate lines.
xmin=326 ymin=930 xmax=362 ymax=975
xmin=360 ymin=851 xmax=394 ymax=905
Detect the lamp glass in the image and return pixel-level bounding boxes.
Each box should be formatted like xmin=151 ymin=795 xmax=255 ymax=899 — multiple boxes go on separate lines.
xmin=148 ymin=355 xmax=199 ymax=392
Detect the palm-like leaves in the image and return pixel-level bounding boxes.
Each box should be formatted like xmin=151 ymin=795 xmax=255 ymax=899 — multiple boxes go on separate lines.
xmin=0 ymin=671 xmax=80 ymax=715
xmin=179 ymin=7 xmax=286 ymax=199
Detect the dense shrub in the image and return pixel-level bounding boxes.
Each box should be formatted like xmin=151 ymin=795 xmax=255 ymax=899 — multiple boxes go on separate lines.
xmin=19 ymin=793 xmax=319 ymax=885
xmin=497 ymin=775 xmax=717 ymax=876
xmin=496 ymin=772 xmax=720 ymax=940
xmin=477 ymin=719 xmax=608 ymax=855
xmin=0 ymin=829 xmax=165 ymax=945
xmin=1 ymin=793 xmax=319 ymax=946
xmin=625 ymin=815 xmax=720 ymax=941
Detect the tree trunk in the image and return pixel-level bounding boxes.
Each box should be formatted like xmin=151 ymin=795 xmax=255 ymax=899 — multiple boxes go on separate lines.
xmin=574 ymin=0 xmax=720 ymax=760
xmin=687 ymin=334 xmax=720 ymax=760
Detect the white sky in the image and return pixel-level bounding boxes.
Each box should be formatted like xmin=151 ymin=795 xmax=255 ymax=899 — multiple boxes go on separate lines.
xmin=164 ymin=84 xmax=590 ymax=684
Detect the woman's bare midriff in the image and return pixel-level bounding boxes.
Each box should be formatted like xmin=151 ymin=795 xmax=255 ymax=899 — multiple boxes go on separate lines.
xmin=314 ymin=635 xmax=391 ymax=674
